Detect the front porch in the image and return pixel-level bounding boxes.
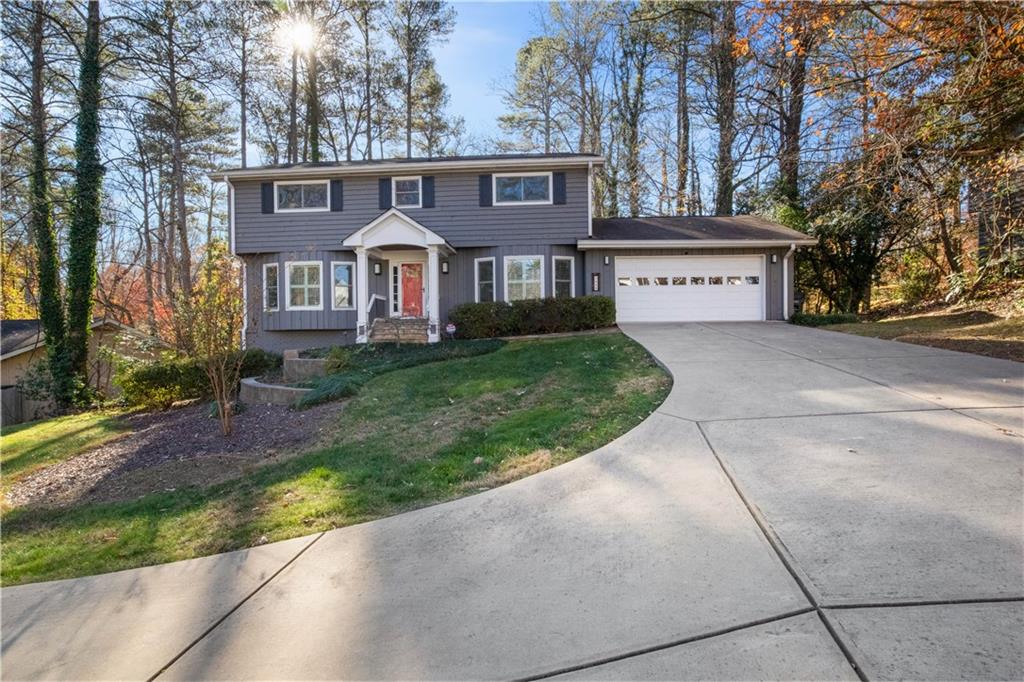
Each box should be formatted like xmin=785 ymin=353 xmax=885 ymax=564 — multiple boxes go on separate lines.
xmin=343 ymin=208 xmax=455 ymax=344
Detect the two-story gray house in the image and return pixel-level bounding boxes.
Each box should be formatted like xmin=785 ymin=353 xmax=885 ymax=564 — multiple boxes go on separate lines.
xmin=216 ymin=153 xmax=814 ymax=352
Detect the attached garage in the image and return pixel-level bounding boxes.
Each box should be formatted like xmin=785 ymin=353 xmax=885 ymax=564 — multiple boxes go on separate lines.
xmin=614 ymin=255 xmax=764 ymax=322
xmin=578 ymin=215 xmax=817 ymax=323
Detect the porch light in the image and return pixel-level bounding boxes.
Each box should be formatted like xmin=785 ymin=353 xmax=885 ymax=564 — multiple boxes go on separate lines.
xmin=591 ymin=273 xmax=600 ymax=292
xmin=441 ymin=261 xmax=449 ymax=274
xmin=603 ymin=256 xmax=610 ymax=265
xmin=373 ymin=262 xmax=382 ymax=275
xmin=771 ymin=254 xmax=778 ymax=264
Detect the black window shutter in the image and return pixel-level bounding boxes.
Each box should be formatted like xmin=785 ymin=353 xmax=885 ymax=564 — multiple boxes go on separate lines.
xmin=261 ymin=182 xmax=274 ymax=213
xmin=330 ymin=179 xmax=343 ymax=212
xmin=422 ymin=176 xmax=435 ymax=208
xmin=479 ymin=174 xmax=492 ymax=207
xmin=378 ymin=177 xmax=392 ymax=210
xmin=553 ymin=172 xmax=567 ymax=205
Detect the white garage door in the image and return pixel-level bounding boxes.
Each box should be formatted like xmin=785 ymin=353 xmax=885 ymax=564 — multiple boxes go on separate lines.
xmin=615 ymin=256 xmax=765 ymax=322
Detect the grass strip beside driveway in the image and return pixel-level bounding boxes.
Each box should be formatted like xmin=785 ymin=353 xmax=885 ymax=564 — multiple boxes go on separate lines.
xmin=1 ymin=333 xmax=670 ymax=586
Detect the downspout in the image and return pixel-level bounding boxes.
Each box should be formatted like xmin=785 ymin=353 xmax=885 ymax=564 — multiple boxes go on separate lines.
xmin=782 ymin=242 xmax=796 ymax=320
xmin=587 ymin=161 xmax=594 ymax=237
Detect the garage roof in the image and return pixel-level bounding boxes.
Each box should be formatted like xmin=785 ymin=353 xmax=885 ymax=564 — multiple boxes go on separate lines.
xmin=587 ymin=215 xmax=814 ymax=244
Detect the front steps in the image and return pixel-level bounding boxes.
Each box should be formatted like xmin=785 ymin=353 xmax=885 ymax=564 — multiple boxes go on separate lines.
xmin=369 ymin=317 xmax=429 ymax=344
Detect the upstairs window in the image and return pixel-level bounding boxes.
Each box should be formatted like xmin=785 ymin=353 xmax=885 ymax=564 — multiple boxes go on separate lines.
xmin=494 ymin=173 xmax=551 ymax=205
xmin=275 ymin=181 xmax=329 ymax=211
xmin=286 ymin=261 xmax=322 ymax=310
xmin=392 ymin=177 xmax=421 ymax=208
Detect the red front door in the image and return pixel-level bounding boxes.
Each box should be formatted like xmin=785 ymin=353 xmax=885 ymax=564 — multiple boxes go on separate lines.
xmin=400 ymin=263 xmax=424 ymax=317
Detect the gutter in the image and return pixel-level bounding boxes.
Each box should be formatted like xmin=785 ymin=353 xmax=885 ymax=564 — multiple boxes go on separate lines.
xmin=576 ymin=238 xmax=817 ymax=250
xmin=210 ymin=155 xmax=605 ymax=183
xmin=782 ymin=242 xmax=797 ymax=320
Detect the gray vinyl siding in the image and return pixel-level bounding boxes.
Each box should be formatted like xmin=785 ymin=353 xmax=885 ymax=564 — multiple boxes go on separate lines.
xmin=241 ymin=245 xmax=582 ymax=351
xmin=232 ymin=169 xmax=589 ymax=253
xmin=581 ymin=247 xmax=791 ymax=320
xmin=243 ymin=251 xmax=386 ymax=333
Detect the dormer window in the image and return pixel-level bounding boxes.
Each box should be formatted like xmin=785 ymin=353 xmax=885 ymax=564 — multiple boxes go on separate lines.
xmin=392 ymin=176 xmax=421 ymax=208
xmin=275 ymin=181 xmax=329 ymax=212
xmin=494 ymin=172 xmax=552 ymax=205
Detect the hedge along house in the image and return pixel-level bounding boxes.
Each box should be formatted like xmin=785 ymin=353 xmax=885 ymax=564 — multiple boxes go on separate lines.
xmin=215 ymin=153 xmax=814 ymax=352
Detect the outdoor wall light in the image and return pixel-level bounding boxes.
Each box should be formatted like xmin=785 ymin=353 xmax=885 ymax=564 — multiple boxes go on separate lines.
xmin=603 ymin=255 xmax=611 ymax=265
xmin=591 ymin=273 xmax=601 ymax=292
xmin=771 ymin=254 xmax=778 ymax=264
xmin=442 ymin=261 xmax=449 ymax=274
xmin=373 ymin=262 xmax=382 ymax=275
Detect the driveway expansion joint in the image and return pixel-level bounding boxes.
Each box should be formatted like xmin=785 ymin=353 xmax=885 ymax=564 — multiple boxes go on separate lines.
xmin=513 ymin=607 xmax=817 ymax=682
xmin=695 ymin=421 xmax=869 ymax=681
xmin=147 ymin=531 xmax=326 ymax=681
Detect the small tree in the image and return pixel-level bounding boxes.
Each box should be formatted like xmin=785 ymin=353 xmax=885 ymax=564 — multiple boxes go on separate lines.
xmin=176 ymin=240 xmax=245 ymax=435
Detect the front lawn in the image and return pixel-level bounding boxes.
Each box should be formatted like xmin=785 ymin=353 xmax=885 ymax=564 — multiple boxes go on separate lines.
xmin=1 ymin=333 xmax=670 ymax=585
xmin=1 ymin=411 xmax=129 ymax=498
xmin=825 ymin=311 xmax=1024 ymax=362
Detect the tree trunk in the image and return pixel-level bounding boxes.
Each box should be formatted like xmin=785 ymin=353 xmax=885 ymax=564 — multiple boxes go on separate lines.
xmin=713 ymin=2 xmax=736 ymax=216
xmin=405 ymin=60 xmax=413 ymax=157
xmin=30 ymin=0 xmax=70 ymax=403
xmin=288 ymin=50 xmax=298 ymax=163
xmin=363 ymin=12 xmax=372 ymax=159
xmin=779 ymin=31 xmax=807 ymax=206
xmin=307 ymin=50 xmax=320 ymax=162
xmin=65 ymin=0 xmax=103 ymax=386
xmin=240 ymin=34 xmax=248 ymax=168
xmin=675 ymin=14 xmax=690 ymax=215
xmin=167 ymin=7 xmax=191 ymax=297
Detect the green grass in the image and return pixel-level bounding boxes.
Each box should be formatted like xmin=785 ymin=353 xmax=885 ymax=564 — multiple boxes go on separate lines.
xmin=1 ymin=411 xmax=129 ymax=495
xmin=1 ymin=333 xmax=670 ymax=586
xmin=825 ymin=311 xmax=1024 ymax=362
xmin=298 ymin=339 xmax=506 ymax=406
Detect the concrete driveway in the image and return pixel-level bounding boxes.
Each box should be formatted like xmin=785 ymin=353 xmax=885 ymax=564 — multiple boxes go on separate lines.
xmin=3 ymin=323 xmax=1022 ymax=680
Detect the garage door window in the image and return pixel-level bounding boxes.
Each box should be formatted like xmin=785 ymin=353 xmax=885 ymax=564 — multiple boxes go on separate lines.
xmin=746 ymin=276 xmax=760 ymax=285
xmin=636 ymin=277 xmax=651 ymax=286
xmin=727 ymin=276 xmax=742 ymax=285
xmin=617 ymin=277 xmax=631 ymax=286
xmin=709 ymin=276 xmax=723 ymax=285
xmin=505 ymin=256 xmax=543 ymax=301
xmin=672 ymin=277 xmax=687 ymax=285
xmin=690 ymin=276 xmax=705 ymax=285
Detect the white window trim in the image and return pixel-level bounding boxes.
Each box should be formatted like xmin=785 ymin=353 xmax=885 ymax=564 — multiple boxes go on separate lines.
xmin=474 ymin=257 xmax=496 ymax=303
xmin=392 ymin=175 xmax=422 ymax=209
xmin=493 ymin=171 xmax=553 ymax=206
xmin=263 ymin=262 xmax=279 ymax=312
xmin=274 ymin=180 xmax=330 ymax=213
xmin=330 ymin=261 xmax=355 ymax=311
xmin=552 ymin=255 xmax=575 ymax=298
xmin=284 ymin=260 xmax=324 ymax=311
xmin=503 ymin=255 xmax=545 ymax=302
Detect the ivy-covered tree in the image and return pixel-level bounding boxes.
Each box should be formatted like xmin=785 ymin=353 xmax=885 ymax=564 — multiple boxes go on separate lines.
xmin=65 ymin=0 xmax=103 ymax=390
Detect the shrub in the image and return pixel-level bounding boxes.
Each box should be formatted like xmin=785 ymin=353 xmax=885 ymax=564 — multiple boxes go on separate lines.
xmin=897 ymin=252 xmax=941 ymax=304
xmin=790 ymin=312 xmax=859 ymax=327
xmin=448 ymin=296 xmax=615 ymax=339
xmin=115 ymin=348 xmax=281 ymax=409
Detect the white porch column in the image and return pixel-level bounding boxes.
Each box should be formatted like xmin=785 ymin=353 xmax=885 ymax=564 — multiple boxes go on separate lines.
xmin=356 ymin=247 xmax=369 ymax=343
xmin=427 ymin=245 xmax=440 ymax=343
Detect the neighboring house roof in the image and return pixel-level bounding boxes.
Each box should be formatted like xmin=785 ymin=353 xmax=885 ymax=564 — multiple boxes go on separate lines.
xmin=0 ymin=318 xmax=165 ymax=361
xmin=1 ymin=320 xmax=43 ymax=358
xmin=212 ymin=153 xmax=605 ymax=182
xmin=578 ymin=215 xmax=817 ymax=249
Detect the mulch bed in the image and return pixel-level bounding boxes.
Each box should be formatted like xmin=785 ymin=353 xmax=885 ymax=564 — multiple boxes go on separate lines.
xmin=5 ymin=401 xmax=345 ymax=509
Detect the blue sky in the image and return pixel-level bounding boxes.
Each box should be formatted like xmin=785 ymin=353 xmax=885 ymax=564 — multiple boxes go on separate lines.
xmin=434 ymin=1 xmax=546 ymax=140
